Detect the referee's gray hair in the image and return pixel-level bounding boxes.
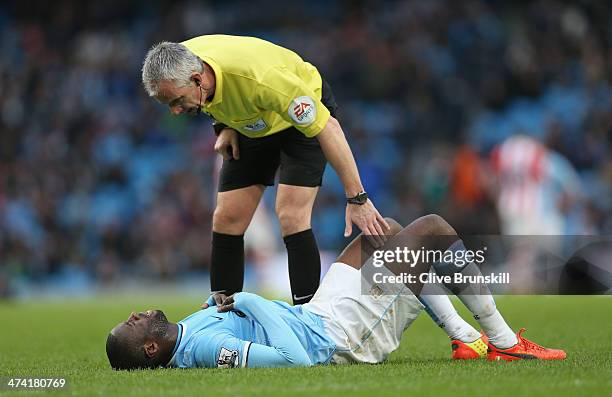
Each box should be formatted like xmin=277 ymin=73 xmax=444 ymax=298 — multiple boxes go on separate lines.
xmin=141 ymin=41 xmax=203 ymax=97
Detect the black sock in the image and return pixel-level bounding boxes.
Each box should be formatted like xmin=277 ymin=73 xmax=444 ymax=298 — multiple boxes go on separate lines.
xmin=284 ymin=229 xmax=321 ymax=305
xmin=211 ymin=232 xmax=244 ymax=295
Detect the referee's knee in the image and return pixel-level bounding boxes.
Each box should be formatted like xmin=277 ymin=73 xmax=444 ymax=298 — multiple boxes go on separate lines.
xmin=277 ymin=209 xmax=311 ymax=236
xmin=212 ymin=207 xmax=250 ymax=234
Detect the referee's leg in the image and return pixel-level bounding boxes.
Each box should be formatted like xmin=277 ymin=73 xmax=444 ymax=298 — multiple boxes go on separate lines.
xmin=211 ymin=185 xmax=264 ymax=295
xmin=276 ymin=184 xmax=320 ymax=305
xmin=277 ymin=75 xmax=338 ymax=305
xmin=211 ymin=131 xmax=280 ymax=297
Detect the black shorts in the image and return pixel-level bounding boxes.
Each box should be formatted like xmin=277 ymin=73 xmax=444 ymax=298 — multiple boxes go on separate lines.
xmin=218 ymin=79 xmax=339 ymax=192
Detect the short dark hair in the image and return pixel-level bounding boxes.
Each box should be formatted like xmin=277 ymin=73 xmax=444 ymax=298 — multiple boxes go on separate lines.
xmin=106 ymin=332 xmax=156 ymax=370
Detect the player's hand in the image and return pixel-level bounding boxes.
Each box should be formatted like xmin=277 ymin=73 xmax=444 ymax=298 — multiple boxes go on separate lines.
xmin=201 ymin=292 xmax=228 ymax=309
xmin=345 ymin=199 xmax=390 ymax=248
xmin=217 ymin=294 xmax=237 ymax=313
xmin=214 ymin=128 xmax=240 ymax=160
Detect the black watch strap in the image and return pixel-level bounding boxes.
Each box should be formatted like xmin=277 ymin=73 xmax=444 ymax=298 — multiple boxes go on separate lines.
xmin=347 ymin=191 xmax=368 ymax=205
xmin=213 ymin=122 xmax=229 ymax=136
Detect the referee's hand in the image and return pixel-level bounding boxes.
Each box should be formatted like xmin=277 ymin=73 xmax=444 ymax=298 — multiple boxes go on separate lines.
xmin=214 ymin=128 xmax=240 ymax=160
xmin=345 ymin=199 xmax=390 ymax=248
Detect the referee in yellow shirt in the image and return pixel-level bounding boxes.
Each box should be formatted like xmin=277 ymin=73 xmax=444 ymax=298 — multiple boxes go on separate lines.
xmin=142 ymin=35 xmax=389 ymax=305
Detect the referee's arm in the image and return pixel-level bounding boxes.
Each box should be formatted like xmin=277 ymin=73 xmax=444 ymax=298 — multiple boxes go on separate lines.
xmin=255 ymin=67 xmax=390 ymax=246
xmin=316 ymin=116 xmax=390 ymax=247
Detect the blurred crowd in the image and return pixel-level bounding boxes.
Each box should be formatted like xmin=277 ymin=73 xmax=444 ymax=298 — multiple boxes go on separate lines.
xmin=0 ymin=0 xmax=610 ymax=296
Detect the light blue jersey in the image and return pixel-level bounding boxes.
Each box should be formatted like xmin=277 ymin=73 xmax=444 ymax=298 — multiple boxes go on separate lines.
xmin=167 ymin=293 xmax=335 ymax=368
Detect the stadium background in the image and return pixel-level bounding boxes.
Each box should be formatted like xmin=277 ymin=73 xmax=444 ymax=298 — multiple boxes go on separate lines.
xmin=0 ymin=0 xmax=610 ymax=300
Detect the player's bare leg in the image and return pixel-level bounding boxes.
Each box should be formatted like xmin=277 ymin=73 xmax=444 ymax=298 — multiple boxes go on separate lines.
xmin=337 ymin=215 xmax=452 ymax=294
xmin=355 ymin=216 xmax=483 ymax=357
xmin=337 ymin=215 xmax=450 ymax=273
xmin=336 ymin=214 xmax=565 ymax=360
xmin=276 ymin=184 xmax=321 ymax=304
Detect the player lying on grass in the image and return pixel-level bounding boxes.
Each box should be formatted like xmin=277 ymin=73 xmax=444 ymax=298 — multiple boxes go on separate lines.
xmin=106 ymin=214 xmax=566 ymax=370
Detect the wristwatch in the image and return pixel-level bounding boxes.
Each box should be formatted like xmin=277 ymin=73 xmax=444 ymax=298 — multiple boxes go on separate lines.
xmin=213 ymin=121 xmax=229 ymax=136
xmin=347 ymin=191 xmax=368 ymax=205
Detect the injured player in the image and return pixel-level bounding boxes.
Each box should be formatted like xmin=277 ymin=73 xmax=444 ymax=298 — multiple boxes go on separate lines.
xmin=105 ymin=214 xmax=566 ymax=370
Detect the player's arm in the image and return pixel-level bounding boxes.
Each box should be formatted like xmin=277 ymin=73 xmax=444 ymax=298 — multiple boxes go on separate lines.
xmin=192 ymin=331 xmax=309 ymax=369
xmin=217 ymin=292 xmax=312 ymax=367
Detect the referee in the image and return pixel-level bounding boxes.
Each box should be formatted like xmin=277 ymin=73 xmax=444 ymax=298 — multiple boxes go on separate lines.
xmin=142 ymin=35 xmax=389 ymax=305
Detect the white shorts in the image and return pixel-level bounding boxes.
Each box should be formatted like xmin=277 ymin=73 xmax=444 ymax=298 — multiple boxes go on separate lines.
xmin=303 ymin=262 xmax=424 ymax=364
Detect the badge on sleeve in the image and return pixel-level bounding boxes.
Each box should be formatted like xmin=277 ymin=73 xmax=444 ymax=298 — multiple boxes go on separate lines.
xmin=288 ymin=96 xmax=316 ymax=125
xmin=243 ymin=118 xmax=267 ymax=132
xmin=217 ymin=347 xmax=239 ymax=368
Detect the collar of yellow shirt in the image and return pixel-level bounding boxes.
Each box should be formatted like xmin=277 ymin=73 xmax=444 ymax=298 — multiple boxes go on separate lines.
xmin=201 ymin=56 xmax=223 ymax=109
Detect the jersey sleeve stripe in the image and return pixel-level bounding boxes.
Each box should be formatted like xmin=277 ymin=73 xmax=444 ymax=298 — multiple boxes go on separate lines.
xmin=242 ymin=341 xmax=252 ymax=368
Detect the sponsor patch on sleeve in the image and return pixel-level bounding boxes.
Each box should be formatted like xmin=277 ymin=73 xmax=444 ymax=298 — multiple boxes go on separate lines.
xmin=288 ymin=96 xmax=316 ymax=125
xmin=217 ymin=347 xmax=239 ymax=368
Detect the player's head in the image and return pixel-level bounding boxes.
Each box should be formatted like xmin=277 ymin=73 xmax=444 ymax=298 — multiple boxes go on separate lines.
xmin=106 ymin=309 xmax=172 ymax=370
xmin=141 ymin=41 xmax=205 ymax=116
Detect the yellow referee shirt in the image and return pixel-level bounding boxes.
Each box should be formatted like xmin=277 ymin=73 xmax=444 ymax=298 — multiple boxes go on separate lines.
xmin=181 ymin=35 xmax=330 ymax=138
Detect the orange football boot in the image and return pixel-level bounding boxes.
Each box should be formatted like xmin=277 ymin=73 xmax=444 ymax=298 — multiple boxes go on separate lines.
xmin=451 ymin=333 xmax=489 ymax=359
xmin=487 ymin=328 xmax=567 ymax=361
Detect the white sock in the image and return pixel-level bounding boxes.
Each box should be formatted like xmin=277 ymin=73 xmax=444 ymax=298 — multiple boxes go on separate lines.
xmin=432 ymin=240 xmax=519 ymax=349
xmin=474 ymin=306 xmax=518 ymax=349
xmin=454 ymin=263 xmax=518 ymax=349
xmin=419 ymin=278 xmax=480 ymax=342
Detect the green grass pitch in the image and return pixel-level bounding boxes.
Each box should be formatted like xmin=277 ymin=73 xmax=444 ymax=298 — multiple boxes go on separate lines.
xmin=1 ymin=295 xmax=611 ymax=397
